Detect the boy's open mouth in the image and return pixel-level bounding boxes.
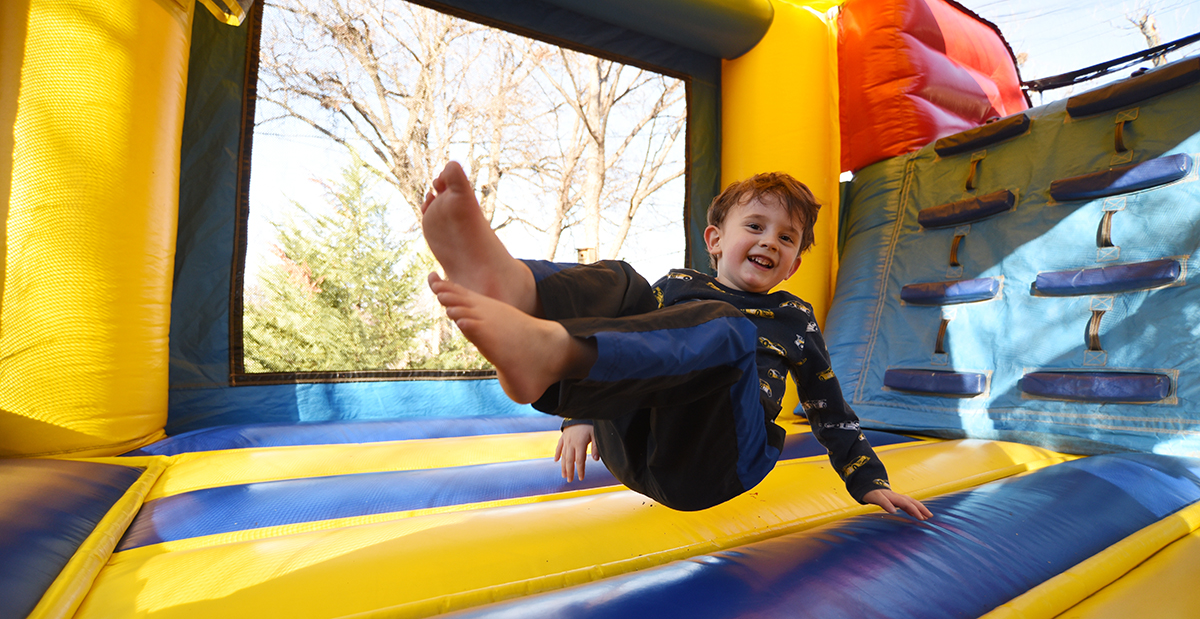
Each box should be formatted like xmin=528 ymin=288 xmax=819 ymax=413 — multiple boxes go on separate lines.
xmin=749 ymin=255 xmax=774 ymax=269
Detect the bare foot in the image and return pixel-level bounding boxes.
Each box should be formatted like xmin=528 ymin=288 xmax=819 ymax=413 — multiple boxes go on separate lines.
xmin=431 ymin=276 xmax=596 ymax=404
xmin=421 ymin=162 xmax=539 ymax=315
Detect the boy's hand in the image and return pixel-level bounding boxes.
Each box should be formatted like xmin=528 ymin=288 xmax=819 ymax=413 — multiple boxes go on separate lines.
xmin=863 ymin=489 xmax=933 ymax=521
xmin=555 ymin=424 xmax=599 ymax=482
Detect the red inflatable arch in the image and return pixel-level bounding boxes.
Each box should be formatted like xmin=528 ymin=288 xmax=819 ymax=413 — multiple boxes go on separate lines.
xmin=839 ymin=0 xmax=1029 ymax=172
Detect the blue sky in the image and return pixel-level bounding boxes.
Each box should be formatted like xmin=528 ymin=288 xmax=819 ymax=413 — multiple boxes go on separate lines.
xmin=960 ymin=0 xmax=1199 ymax=104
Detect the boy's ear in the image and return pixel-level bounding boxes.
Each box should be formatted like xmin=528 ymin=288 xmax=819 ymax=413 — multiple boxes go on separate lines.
xmin=703 ymin=224 xmax=721 ymax=256
xmin=785 ymin=254 xmax=803 ymax=279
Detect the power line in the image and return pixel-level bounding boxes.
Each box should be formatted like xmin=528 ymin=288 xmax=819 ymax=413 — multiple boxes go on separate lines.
xmin=1023 ymin=28 xmax=1200 ymax=91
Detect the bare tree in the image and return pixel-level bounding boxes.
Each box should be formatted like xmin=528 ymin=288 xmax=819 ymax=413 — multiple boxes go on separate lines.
xmin=534 ymin=105 xmax=588 ymax=259
xmin=534 ymin=50 xmax=686 ymax=261
xmin=258 ymin=0 xmax=684 ymax=256
xmin=1125 ymin=3 xmax=1165 ymax=66
xmin=258 ymin=0 xmax=548 ymax=225
xmin=608 ymin=103 xmax=686 ymax=258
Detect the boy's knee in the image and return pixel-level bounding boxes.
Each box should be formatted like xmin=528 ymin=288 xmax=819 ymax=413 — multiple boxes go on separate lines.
xmin=663 ymin=300 xmax=758 ymax=353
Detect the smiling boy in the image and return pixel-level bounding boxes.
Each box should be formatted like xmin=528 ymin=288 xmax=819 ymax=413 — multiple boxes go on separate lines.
xmin=422 ymin=162 xmax=929 ymax=518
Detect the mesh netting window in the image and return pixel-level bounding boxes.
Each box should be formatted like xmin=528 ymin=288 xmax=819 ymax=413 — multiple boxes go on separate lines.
xmin=241 ymin=0 xmax=687 ymax=375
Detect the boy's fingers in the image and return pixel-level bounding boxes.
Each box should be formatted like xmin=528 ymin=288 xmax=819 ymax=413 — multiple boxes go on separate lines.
xmin=575 ymin=449 xmax=587 ymax=480
xmin=561 ymin=448 xmax=573 ymax=481
xmin=590 ymin=441 xmax=599 ymax=460
xmin=894 ymin=495 xmax=932 ymax=520
xmin=865 ymin=489 xmax=931 ymax=521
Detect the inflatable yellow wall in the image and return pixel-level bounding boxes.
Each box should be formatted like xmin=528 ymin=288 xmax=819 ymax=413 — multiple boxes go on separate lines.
xmin=722 ymin=0 xmax=843 ymax=417
xmin=0 ymin=0 xmax=194 ymax=457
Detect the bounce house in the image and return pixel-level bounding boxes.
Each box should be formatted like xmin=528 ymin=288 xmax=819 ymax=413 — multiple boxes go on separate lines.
xmin=4 ymin=0 xmax=1200 ymax=617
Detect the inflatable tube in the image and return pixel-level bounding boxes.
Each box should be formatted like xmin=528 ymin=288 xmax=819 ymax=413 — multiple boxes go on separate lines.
xmin=140 ymin=430 xmax=565 ymax=501
xmin=26 ymin=460 xmax=164 ymax=619
xmin=0 ymin=460 xmax=143 ymax=618
xmin=0 ymin=0 xmax=193 ymax=457
xmin=0 ymin=459 xmax=162 ymax=619
xmin=986 ymin=498 xmax=1200 ymax=618
xmin=1045 ymin=526 xmax=1200 ymax=618
xmin=126 ymin=416 xmax=565 ymax=456
xmin=74 ymin=439 xmax=1065 ymax=618
xmin=436 ymin=454 xmax=1200 ymax=619
xmin=541 ymin=0 xmax=774 ymax=59
xmin=1066 ymin=57 xmax=1200 ymax=118
xmin=115 ymin=428 xmax=917 ymax=551
xmin=1048 ymin=153 xmax=1194 ymax=201
xmin=118 ymin=419 xmax=911 ymax=502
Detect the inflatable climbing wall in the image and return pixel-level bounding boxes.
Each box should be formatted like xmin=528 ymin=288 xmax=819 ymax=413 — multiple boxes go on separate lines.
xmin=826 ymin=57 xmax=1200 ymax=456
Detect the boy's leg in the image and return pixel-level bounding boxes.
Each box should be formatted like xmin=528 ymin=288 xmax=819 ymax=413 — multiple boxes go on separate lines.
xmin=421 ymin=162 xmax=539 ymax=315
xmin=527 ymin=260 xmax=660 ymax=322
xmin=421 ymin=160 xmax=657 ymax=320
xmin=435 ymin=275 xmax=784 ymax=510
xmin=540 ymin=300 xmax=786 ymax=511
xmin=592 ymin=389 xmax=785 ymax=512
xmin=431 ymin=258 xmax=660 ymax=404
xmin=431 ymin=280 xmax=596 ymax=404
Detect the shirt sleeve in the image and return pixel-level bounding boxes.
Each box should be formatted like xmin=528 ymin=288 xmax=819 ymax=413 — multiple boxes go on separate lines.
xmin=789 ymin=316 xmax=891 ymax=504
xmin=651 ymin=273 xmax=677 ymax=308
xmin=561 ymin=418 xmax=594 ymax=430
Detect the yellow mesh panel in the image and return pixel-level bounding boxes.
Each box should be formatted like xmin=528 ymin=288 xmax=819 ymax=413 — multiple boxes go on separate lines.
xmin=0 ymin=0 xmax=191 ymax=457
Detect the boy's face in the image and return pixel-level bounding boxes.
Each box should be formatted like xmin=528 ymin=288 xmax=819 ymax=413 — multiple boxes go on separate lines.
xmin=704 ymin=196 xmax=803 ymax=294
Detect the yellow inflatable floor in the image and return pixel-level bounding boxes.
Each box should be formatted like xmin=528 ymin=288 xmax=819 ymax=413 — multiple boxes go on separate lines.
xmin=63 ymin=419 xmax=1088 ymax=619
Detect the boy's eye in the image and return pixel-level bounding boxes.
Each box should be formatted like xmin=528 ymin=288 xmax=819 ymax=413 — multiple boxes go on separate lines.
xmin=747 ymin=223 xmax=762 ymax=231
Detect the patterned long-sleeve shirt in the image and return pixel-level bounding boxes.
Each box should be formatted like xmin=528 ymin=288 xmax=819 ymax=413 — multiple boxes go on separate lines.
xmin=654 ymin=268 xmax=891 ymax=503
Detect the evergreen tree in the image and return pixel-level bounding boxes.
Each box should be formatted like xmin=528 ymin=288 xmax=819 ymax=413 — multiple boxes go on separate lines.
xmin=244 ymin=162 xmax=453 ymax=372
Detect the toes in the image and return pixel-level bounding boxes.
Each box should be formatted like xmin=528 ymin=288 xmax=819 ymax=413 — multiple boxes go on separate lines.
xmin=451 ymin=316 xmax=480 ymax=335
xmin=421 ymin=189 xmax=435 ymax=214
xmin=442 ymin=161 xmax=470 ymax=190
xmin=429 ymin=275 xmax=465 ymax=294
xmin=437 ymin=291 xmax=473 ymax=311
xmin=430 ymin=276 xmax=472 ymax=299
xmin=444 ymin=304 xmax=473 ymax=320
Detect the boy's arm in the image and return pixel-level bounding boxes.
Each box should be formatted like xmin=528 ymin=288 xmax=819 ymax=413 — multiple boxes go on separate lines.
xmin=791 ymin=320 xmax=929 ymax=519
xmin=805 ymin=402 xmax=891 ymax=503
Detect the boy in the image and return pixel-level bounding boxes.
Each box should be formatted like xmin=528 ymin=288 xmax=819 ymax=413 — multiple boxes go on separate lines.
xmin=422 ymin=162 xmax=929 ymax=519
